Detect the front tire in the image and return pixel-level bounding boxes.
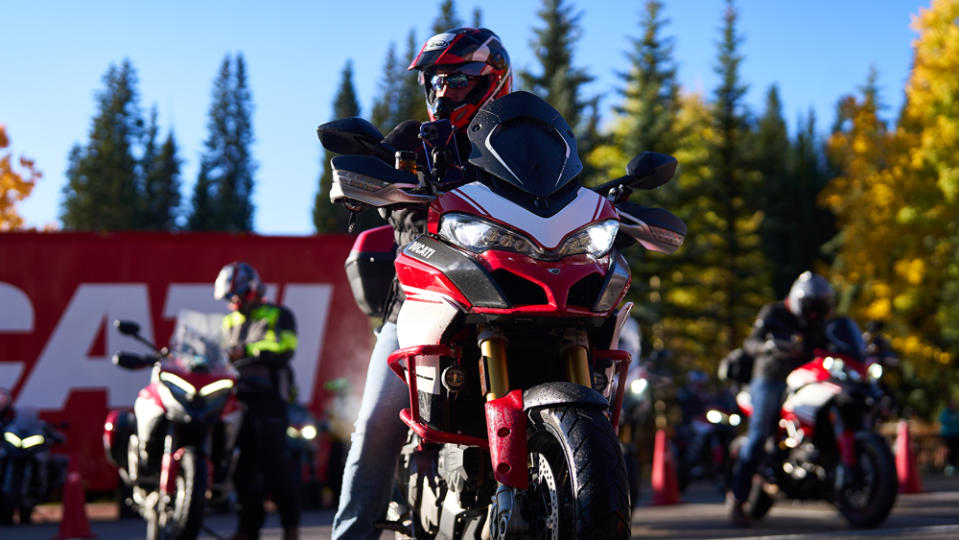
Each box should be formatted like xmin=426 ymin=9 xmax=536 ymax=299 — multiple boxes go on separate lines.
xmin=835 ymin=432 xmax=897 ymax=528
xmin=525 ymin=406 xmax=631 ymax=539
xmin=147 ymin=447 xmax=207 ymax=540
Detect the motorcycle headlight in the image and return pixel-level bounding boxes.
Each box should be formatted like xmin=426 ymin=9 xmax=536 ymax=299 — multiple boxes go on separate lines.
xmin=438 ymin=213 xmax=619 ymax=259
xmin=555 ymin=220 xmax=619 ymax=258
xmin=21 ymin=434 xmax=45 ymax=448
xmin=706 ymin=410 xmax=724 ymax=424
xmin=438 ymin=213 xmax=541 ymax=257
xmin=199 ymin=379 xmax=234 ymax=398
xmin=630 ymin=378 xmax=648 ymax=396
xmin=729 ymin=414 xmax=742 ymax=427
xmin=4 ymin=432 xmax=21 ymax=447
xmin=160 ymin=372 xmax=198 ymax=401
xmin=868 ymin=363 xmax=883 ymax=380
xmin=300 ymin=424 xmax=318 ymax=440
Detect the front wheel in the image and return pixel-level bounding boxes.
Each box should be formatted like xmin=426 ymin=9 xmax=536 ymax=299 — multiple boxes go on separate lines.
xmin=147 ymin=447 xmax=207 ymax=540
xmin=835 ymin=432 xmax=898 ymax=528
xmin=524 ymin=405 xmax=631 ymax=539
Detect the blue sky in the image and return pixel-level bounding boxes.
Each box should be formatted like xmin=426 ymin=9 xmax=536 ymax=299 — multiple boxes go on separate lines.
xmin=2 ymin=1 xmax=925 ymax=235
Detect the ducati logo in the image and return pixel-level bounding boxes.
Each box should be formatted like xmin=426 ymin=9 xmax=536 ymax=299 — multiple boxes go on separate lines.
xmin=409 ymin=241 xmax=437 ymax=259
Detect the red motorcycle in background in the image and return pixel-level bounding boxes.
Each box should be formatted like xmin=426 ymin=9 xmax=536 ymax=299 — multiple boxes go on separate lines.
xmin=104 ymin=311 xmax=242 ymax=540
xmin=732 ymin=316 xmax=898 ymax=527
xmin=320 ymin=91 xmax=687 ymax=539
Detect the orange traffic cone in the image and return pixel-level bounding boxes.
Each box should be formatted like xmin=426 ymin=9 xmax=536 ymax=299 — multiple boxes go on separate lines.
xmin=54 ymin=471 xmax=95 ymax=539
xmin=895 ymin=419 xmax=923 ymax=494
xmin=651 ymin=428 xmax=680 ymax=505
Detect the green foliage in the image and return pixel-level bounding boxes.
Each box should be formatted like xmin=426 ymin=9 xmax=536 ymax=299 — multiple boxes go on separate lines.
xmin=431 ymin=0 xmax=463 ymax=35
xmin=187 ymin=54 xmax=257 ymax=231
xmin=314 ymin=61 xmax=361 ymax=234
xmin=61 ymin=59 xmax=181 ymax=231
xmin=521 ymin=0 xmax=601 ymax=181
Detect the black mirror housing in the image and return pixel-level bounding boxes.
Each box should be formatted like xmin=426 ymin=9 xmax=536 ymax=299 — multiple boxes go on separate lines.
xmin=317 ymin=117 xmax=394 ymax=162
xmin=114 ymin=320 xmax=140 ymax=336
xmin=624 ymin=152 xmax=677 ymax=191
xmin=112 ymin=352 xmax=153 ymax=370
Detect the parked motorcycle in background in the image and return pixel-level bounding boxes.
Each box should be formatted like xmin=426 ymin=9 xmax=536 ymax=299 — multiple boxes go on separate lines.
xmin=0 ymin=393 xmax=68 ymax=525
xmin=730 ymin=316 xmax=898 ymax=527
xmin=104 ymin=311 xmax=242 ymax=540
xmin=286 ymin=401 xmax=320 ymax=508
xmin=320 ymin=91 xmax=687 ymax=538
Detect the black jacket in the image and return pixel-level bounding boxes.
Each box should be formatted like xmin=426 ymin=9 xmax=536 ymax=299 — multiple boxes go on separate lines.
xmin=743 ymin=301 xmax=828 ymax=381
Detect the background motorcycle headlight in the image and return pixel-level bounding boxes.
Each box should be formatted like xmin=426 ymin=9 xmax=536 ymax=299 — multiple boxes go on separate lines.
xmin=438 ymin=213 xmax=540 ymax=256
xmin=555 ymin=220 xmax=619 ymax=258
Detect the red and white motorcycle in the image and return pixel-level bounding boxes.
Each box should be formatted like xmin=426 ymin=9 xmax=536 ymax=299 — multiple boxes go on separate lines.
xmin=104 ymin=311 xmax=242 ymax=540
xmin=733 ymin=316 xmax=898 ymax=527
xmin=320 ymin=91 xmax=686 ymax=539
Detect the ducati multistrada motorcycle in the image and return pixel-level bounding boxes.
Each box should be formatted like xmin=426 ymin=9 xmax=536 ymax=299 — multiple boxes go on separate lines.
xmin=319 ymin=91 xmax=687 ymax=539
xmin=104 ymin=311 xmax=241 ymax=540
xmin=732 ymin=316 xmax=898 ymax=528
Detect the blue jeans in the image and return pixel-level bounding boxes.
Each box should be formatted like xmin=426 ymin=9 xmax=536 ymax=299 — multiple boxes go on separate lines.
xmin=332 ymin=322 xmax=410 ymax=539
xmin=731 ymin=376 xmax=786 ymax=501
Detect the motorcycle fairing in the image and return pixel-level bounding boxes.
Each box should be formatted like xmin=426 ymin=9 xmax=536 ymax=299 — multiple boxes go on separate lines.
xmin=428 ymin=183 xmax=616 ymax=251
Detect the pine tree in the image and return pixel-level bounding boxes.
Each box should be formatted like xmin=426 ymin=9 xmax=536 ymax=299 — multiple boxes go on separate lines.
xmin=314 ymin=60 xmax=361 ymax=233
xmin=187 ymin=54 xmax=257 ymax=231
xmin=472 ymin=7 xmax=482 ymax=28
xmin=61 ymin=60 xmax=143 ymax=230
xmin=704 ymin=0 xmax=769 ymax=354
xmin=588 ymin=0 xmax=683 ymax=354
xmin=370 ymin=43 xmax=401 ymax=133
xmin=431 ymin=0 xmax=463 ymax=34
xmin=521 ymin=0 xmax=601 ymax=181
xmin=398 ymin=30 xmax=427 ymax=124
xmin=615 ymin=0 xmax=680 ymax=159
xmin=141 ymin=107 xmax=182 ymax=230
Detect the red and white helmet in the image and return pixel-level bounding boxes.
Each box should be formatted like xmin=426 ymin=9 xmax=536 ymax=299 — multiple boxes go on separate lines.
xmin=408 ymin=27 xmax=512 ymax=130
xmin=214 ymin=261 xmax=265 ymax=311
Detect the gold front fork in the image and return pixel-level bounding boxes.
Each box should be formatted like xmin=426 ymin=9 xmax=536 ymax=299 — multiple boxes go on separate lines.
xmin=479 ymin=327 xmax=510 ymax=401
xmin=562 ymin=329 xmax=592 ymax=387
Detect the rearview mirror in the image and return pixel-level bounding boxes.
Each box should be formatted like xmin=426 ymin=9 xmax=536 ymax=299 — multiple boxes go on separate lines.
xmin=316 ymin=118 xmax=394 ymax=162
xmin=617 ymin=203 xmax=686 ymax=254
xmin=112 ymin=352 xmax=153 ymax=370
xmin=114 ymin=320 xmax=140 ymax=336
xmin=624 ymin=152 xmax=677 ymax=191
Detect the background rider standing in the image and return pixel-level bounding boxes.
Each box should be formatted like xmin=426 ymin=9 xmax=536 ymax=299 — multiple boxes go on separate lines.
xmin=215 ymin=261 xmax=301 ymax=540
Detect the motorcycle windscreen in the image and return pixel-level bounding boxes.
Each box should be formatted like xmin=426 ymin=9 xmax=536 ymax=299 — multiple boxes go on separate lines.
xmin=467 ymin=91 xmax=583 ymax=199
xmin=825 ymin=317 xmax=866 ymax=359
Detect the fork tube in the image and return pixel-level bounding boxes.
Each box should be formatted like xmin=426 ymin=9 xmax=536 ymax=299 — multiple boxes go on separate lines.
xmin=479 ymin=328 xmax=510 ymax=401
xmin=562 ymin=329 xmax=592 ymax=386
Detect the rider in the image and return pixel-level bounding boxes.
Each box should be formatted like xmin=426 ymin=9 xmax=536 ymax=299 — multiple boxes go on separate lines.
xmin=331 ymin=27 xmax=512 ymax=539
xmin=215 ymin=261 xmax=301 ymax=540
xmin=728 ymin=271 xmax=834 ymax=527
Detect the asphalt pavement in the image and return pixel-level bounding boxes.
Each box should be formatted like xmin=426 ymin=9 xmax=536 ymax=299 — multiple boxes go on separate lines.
xmin=3 ymin=475 xmax=959 ymax=539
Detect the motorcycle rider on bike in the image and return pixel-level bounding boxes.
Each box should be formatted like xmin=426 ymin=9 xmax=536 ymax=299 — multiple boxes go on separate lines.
xmin=215 ymin=261 xmax=301 ymax=540
xmin=331 ymin=27 xmax=512 ymax=539
xmin=728 ymin=271 xmax=834 ymax=527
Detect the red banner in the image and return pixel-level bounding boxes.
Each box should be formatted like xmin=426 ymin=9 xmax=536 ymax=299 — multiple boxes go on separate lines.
xmin=0 ymin=231 xmax=373 ymax=491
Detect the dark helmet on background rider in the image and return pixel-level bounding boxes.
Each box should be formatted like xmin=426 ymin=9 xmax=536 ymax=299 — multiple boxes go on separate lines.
xmin=786 ymin=271 xmax=835 ymax=326
xmin=408 ymin=27 xmax=512 ymax=130
xmin=214 ymin=261 xmax=265 ymax=311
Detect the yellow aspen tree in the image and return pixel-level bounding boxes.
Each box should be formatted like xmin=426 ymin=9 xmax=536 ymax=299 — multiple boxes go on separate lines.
xmin=0 ymin=125 xmax=42 ymax=231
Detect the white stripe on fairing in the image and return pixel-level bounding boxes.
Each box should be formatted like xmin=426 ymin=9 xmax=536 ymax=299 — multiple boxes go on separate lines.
xmin=401 ymin=285 xmax=465 ymax=310
xmin=451 ymin=182 xmax=606 ymax=249
xmin=451 ymin=190 xmax=490 ymax=217
xmin=484 ymin=129 xmax=522 ymax=184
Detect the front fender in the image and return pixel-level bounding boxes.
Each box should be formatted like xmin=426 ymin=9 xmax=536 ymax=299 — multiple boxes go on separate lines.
xmin=485 ymin=383 xmax=610 ymax=489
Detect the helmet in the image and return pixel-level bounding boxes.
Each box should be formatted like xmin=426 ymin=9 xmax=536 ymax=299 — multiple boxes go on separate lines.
xmin=214 ymin=262 xmax=265 ymax=310
xmin=786 ymin=271 xmax=835 ymax=325
xmin=408 ymin=27 xmax=512 ymax=130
